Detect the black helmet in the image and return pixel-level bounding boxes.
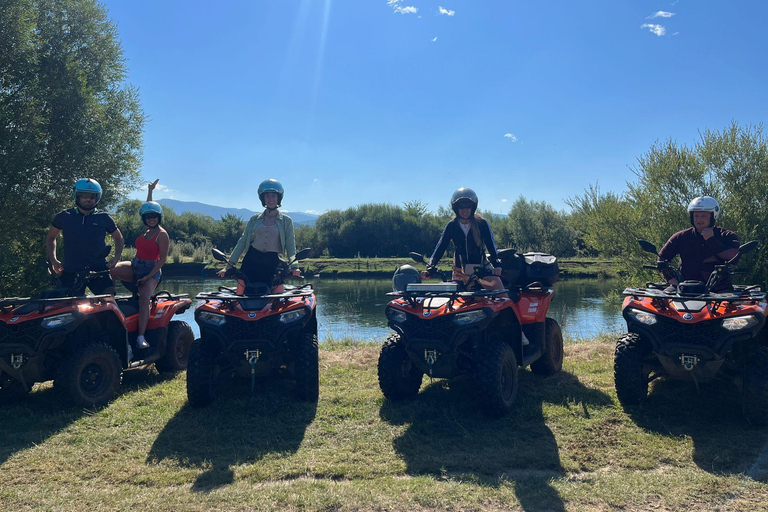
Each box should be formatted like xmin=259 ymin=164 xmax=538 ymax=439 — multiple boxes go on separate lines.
xmin=450 ymin=187 xmax=478 ymax=215
xmin=392 ymin=264 xmax=421 ymax=293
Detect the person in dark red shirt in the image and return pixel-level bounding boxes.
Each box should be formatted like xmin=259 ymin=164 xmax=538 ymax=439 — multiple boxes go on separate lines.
xmin=658 ymin=196 xmax=739 ymax=291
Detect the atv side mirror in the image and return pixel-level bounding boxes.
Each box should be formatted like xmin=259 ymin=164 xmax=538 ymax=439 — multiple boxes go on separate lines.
xmin=211 ymin=249 xmax=228 ymax=262
xmin=738 ymin=240 xmax=758 ymax=254
xmin=295 ymin=248 xmax=312 ymax=261
xmin=409 ymin=252 xmax=425 ymax=264
xmin=637 ymin=240 xmax=658 ymax=255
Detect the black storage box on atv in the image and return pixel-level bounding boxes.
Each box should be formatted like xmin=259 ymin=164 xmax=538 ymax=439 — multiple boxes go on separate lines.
xmin=498 ymin=250 xmax=560 ymax=287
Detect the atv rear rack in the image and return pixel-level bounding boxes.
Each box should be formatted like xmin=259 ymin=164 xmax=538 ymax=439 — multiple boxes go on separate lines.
xmin=623 ymin=286 xmax=766 ymax=303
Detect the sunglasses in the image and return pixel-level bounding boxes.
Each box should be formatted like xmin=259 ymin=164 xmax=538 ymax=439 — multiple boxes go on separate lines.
xmin=143 ymin=213 xmax=160 ymax=219
xmin=76 ymin=193 xmax=98 ymax=200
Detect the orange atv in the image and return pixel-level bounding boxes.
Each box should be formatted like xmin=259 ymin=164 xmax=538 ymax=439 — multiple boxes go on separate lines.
xmin=379 ymin=249 xmax=564 ymax=417
xmin=186 ymin=248 xmax=317 ymax=406
xmin=615 ymin=240 xmax=768 ymax=423
xmin=0 ymin=247 xmax=193 ymax=406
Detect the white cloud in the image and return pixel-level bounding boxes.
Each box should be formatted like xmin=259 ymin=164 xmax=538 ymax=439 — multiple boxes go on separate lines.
xmin=501 ymin=199 xmax=508 ymax=203
xmin=313 ymin=178 xmax=320 ymax=183
xmin=387 ymin=0 xmax=418 ymax=14
xmin=438 ymin=6 xmax=455 ymax=16
xmin=504 ymin=133 xmax=517 ymax=142
xmin=154 ymin=184 xmax=171 ymax=192
xmin=431 ymin=36 xmax=438 ymax=42
xmin=647 ymin=11 xmax=675 ymax=19
xmin=641 ymin=23 xmax=666 ymax=36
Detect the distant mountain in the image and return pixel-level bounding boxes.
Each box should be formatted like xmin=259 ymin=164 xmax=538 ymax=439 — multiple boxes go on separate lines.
xmin=158 ymin=199 xmax=318 ymax=226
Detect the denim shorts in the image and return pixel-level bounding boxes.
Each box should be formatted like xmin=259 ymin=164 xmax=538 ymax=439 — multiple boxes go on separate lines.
xmin=132 ymin=257 xmax=162 ymax=283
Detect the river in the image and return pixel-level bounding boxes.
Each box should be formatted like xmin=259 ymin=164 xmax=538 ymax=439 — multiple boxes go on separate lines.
xmin=140 ymin=277 xmax=626 ymax=342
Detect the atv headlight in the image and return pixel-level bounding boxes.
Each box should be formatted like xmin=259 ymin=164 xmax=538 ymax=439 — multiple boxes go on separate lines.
xmin=198 ymin=311 xmax=226 ymax=326
xmin=722 ymin=315 xmax=759 ymax=331
xmin=453 ymin=310 xmax=487 ymax=325
xmin=627 ymin=308 xmax=657 ymax=326
xmin=41 ymin=312 xmax=76 ymax=328
xmin=279 ymin=309 xmax=308 ymax=324
xmin=386 ymin=307 xmax=407 ymax=323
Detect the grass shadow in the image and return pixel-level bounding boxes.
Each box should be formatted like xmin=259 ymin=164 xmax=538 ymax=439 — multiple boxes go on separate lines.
xmin=627 ymin=378 xmax=768 ymax=480
xmin=380 ymin=369 xmax=613 ymax=512
xmin=0 ymin=385 xmax=89 ymax=467
xmin=147 ymin=378 xmax=318 ymax=492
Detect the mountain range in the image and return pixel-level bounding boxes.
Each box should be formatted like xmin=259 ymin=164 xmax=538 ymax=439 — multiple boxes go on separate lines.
xmin=158 ymin=199 xmax=318 ymax=226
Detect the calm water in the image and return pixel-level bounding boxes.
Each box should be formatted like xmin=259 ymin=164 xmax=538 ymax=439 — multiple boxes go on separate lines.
xmin=146 ymin=277 xmax=625 ymax=342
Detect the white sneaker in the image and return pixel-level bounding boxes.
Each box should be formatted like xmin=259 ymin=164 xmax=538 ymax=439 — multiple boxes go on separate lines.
xmin=136 ymin=335 xmax=150 ymax=349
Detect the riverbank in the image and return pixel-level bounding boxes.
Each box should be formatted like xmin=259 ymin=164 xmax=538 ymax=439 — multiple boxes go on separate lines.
xmin=165 ymin=256 xmax=622 ymax=279
xmin=1 ymin=335 xmax=765 ymax=511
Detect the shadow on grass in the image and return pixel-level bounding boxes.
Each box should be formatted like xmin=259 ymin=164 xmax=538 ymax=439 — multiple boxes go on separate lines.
xmin=0 ymin=385 xmax=89 ymax=467
xmin=0 ymin=367 xmax=177 ymax=467
xmin=626 ymin=378 xmax=768 ymax=480
xmin=147 ymin=378 xmax=317 ymax=492
xmin=380 ymin=369 xmax=613 ymax=512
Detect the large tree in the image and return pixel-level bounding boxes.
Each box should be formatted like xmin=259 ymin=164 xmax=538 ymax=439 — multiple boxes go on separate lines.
xmin=0 ymin=0 xmax=145 ymax=294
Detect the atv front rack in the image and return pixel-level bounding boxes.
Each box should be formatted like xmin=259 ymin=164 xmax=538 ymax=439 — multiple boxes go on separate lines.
xmin=0 ymin=294 xmax=114 ymax=313
xmin=196 ymin=284 xmax=314 ymax=302
xmin=623 ymin=286 xmax=766 ymax=303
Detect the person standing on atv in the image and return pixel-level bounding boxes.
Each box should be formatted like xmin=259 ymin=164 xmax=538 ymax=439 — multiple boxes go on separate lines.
xmin=658 ymin=196 xmax=740 ymax=290
xmin=218 ymin=179 xmax=301 ymax=291
xmin=46 ymin=178 xmax=124 ymax=295
xmin=111 ymin=179 xmax=169 ymax=349
xmin=427 ymin=188 xmax=506 ymax=295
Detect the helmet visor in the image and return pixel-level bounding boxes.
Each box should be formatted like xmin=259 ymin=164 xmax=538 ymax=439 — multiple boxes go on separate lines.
xmin=76 ymin=192 xmax=98 ymax=201
xmin=142 ymin=213 xmax=160 ymax=219
xmin=455 ymin=200 xmax=474 ymax=210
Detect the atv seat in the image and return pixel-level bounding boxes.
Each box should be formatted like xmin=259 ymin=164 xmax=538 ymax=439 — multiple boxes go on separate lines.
xmin=115 ymin=296 xmax=140 ymax=317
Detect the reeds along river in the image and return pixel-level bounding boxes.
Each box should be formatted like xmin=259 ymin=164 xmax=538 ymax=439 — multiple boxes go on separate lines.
xmin=142 ymin=277 xmax=626 ymax=342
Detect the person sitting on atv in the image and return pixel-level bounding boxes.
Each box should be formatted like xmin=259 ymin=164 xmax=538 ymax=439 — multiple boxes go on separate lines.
xmin=658 ymin=195 xmax=740 ymax=292
xmin=218 ymin=179 xmax=301 ymax=292
xmin=45 ymin=178 xmax=124 ymax=295
xmin=427 ymin=187 xmax=506 ymax=296
xmin=111 ymin=179 xmax=169 ymax=349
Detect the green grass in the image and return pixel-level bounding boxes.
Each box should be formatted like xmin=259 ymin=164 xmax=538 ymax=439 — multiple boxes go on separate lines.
xmin=1 ymin=335 xmax=766 ymax=511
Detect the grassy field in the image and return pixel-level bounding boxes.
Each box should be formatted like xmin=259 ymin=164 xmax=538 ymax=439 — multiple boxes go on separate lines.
xmin=1 ymin=335 xmax=766 ymax=511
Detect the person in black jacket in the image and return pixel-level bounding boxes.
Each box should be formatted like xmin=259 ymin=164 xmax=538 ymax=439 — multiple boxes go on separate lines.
xmin=428 ymin=188 xmax=506 ymax=295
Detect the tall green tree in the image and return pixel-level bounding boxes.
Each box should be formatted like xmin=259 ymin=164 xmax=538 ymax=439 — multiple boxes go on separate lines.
xmin=0 ymin=0 xmax=145 ymax=294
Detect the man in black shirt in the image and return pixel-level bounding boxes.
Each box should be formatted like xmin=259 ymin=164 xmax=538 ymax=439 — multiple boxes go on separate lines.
xmin=45 ymin=178 xmax=124 ymax=295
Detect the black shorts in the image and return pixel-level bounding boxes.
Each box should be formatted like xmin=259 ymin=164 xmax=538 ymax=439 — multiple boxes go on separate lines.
xmin=59 ymin=264 xmax=114 ymax=295
xmin=240 ymin=248 xmax=282 ymax=286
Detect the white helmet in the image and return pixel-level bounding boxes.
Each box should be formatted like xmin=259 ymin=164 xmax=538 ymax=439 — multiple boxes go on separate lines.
xmin=687 ymin=196 xmax=719 ymax=227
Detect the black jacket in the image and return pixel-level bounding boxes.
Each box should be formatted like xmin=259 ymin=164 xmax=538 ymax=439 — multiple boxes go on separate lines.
xmin=428 ymin=217 xmax=501 ymax=269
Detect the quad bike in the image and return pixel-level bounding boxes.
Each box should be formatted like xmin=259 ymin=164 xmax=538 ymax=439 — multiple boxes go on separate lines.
xmin=615 ymin=239 xmax=768 ymax=423
xmin=0 ymin=247 xmax=194 ymax=406
xmin=378 ymin=249 xmax=564 ymax=417
xmin=186 ymin=248 xmax=318 ymax=407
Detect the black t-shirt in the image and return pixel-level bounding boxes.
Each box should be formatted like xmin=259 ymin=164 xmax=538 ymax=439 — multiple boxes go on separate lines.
xmin=52 ymin=208 xmax=117 ymax=271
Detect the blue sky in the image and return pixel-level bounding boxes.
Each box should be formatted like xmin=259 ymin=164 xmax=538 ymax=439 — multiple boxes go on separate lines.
xmin=106 ymin=0 xmax=768 ymax=215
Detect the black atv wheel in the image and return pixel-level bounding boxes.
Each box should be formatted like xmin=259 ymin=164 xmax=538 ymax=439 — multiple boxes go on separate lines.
xmin=0 ymin=372 xmax=31 ymax=403
xmin=742 ymin=346 xmax=768 ymax=426
xmin=293 ymin=331 xmax=320 ymax=401
xmin=55 ymin=343 xmax=122 ymax=407
xmin=614 ymin=332 xmax=651 ymax=406
xmin=186 ymin=340 xmax=217 ymax=407
xmin=475 ymin=337 xmax=519 ymax=417
xmin=531 ymin=317 xmax=564 ymax=376
xmin=155 ymin=320 xmax=194 ymax=373
xmin=378 ymin=333 xmax=423 ymax=400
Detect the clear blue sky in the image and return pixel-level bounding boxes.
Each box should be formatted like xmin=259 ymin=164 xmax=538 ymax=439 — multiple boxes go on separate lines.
xmin=105 ymin=0 xmax=768 ymax=215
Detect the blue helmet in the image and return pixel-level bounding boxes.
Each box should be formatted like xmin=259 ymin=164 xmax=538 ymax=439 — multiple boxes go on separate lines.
xmin=73 ymin=178 xmax=102 ymax=209
xmin=140 ymin=201 xmax=163 ymax=225
xmin=258 ymin=179 xmax=284 ymax=207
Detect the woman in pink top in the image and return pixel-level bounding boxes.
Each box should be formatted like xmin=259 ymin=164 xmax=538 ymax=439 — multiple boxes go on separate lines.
xmin=111 ymin=180 xmax=169 ymax=349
